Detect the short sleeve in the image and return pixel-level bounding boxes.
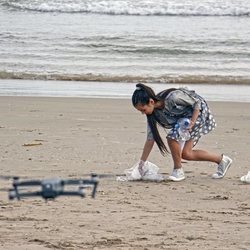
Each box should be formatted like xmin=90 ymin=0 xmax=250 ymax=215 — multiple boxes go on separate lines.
xmin=147 ymin=122 xmax=154 ymax=140
xmin=171 ymin=89 xmax=201 ymax=110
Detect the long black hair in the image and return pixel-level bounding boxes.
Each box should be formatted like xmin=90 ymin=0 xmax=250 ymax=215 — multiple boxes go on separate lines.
xmin=132 ymin=83 xmax=176 ymax=155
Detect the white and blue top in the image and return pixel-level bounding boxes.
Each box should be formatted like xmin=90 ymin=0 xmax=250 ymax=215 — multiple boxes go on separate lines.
xmin=147 ymin=88 xmax=216 ymax=146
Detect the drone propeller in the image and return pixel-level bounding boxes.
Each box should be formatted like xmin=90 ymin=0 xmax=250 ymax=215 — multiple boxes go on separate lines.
xmin=1 ymin=173 xmax=122 ymax=181
xmin=0 ymin=175 xmax=21 ymax=180
xmin=82 ymin=173 xmax=123 ymax=179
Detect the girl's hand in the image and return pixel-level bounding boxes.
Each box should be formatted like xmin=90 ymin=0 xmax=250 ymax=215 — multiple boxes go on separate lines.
xmin=138 ymin=160 xmax=145 ymax=176
xmin=188 ymin=120 xmax=195 ymax=131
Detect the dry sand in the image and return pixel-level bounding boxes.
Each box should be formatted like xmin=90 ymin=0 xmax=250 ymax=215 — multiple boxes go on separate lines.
xmin=0 ymin=96 xmax=249 ymax=250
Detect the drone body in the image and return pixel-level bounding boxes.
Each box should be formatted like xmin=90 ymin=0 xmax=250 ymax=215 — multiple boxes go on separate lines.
xmin=8 ymin=176 xmax=99 ymax=201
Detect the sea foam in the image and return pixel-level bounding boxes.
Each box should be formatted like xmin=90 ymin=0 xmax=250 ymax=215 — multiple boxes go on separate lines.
xmin=4 ymin=0 xmax=250 ymax=16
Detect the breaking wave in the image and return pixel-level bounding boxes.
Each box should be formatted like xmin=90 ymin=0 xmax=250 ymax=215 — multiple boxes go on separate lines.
xmin=3 ymin=0 xmax=250 ymax=16
xmin=1 ymin=71 xmax=250 ymax=85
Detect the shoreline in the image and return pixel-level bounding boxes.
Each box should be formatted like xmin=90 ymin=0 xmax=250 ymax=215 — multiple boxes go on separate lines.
xmin=1 ymin=79 xmax=250 ymax=102
xmin=0 ymin=94 xmax=248 ymax=104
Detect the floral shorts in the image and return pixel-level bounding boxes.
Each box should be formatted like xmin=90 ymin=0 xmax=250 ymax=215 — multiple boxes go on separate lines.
xmin=167 ymin=101 xmax=216 ymax=147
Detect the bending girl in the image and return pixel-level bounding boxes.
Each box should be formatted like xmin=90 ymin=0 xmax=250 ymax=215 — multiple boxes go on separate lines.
xmin=132 ymin=83 xmax=232 ymax=181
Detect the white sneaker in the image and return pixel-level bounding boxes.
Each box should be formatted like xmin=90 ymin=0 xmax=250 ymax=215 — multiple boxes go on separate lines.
xmin=240 ymin=171 xmax=250 ymax=184
xmin=212 ymin=155 xmax=232 ymax=179
xmin=168 ymin=168 xmax=185 ymax=182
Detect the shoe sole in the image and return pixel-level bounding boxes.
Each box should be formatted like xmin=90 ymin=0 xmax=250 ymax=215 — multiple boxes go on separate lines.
xmin=168 ymin=176 xmax=185 ymax=182
xmin=212 ymin=158 xmax=233 ymax=179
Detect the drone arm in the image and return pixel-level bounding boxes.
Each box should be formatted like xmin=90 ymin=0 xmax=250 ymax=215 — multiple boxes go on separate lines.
xmin=64 ymin=179 xmax=99 ymax=198
xmin=60 ymin=191 xmax=85 ymax=198
xmin=13 ymin=180 xmax=41 ymax=187
xmin=9 ymin=191 xmax=42 ymax=200
xmin=91 ymin=182 xmax=98 ymax=198
xmin=64 ymin=179 xmax=97 ymax=185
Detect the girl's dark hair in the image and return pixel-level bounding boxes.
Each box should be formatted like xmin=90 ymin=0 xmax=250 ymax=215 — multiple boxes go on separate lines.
xmin=132 ymin=83 xmax=176 ymax=155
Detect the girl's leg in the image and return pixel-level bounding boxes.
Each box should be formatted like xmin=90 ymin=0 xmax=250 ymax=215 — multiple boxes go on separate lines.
xmin=182 ymin=139 xmax=232 ymax=179
xmin=167 ymin=138 xmax=182 ymax=169
xmin=167 ymin=138 xmax=186 ymax=181
xmin=182 ymin=139 xmax=221 ymax=164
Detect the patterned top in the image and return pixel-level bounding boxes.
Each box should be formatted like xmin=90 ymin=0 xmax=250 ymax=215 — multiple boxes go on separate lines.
xmin=147 ymin=88 xmax=216 ymax=145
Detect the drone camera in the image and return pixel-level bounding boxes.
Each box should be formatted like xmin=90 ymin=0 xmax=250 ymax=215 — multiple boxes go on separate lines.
xmin=41 ymin=178 xmax=64 ymax=199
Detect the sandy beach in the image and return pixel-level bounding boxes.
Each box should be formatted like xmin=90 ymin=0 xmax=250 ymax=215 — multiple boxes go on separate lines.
xmin=0 ymin=96 xmax=249 ymax=250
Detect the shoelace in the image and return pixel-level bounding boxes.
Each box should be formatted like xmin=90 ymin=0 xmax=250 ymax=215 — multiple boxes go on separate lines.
xmin=217 ymin=162 xmax=224 ymax=174
xmin=174 ymin=169 xmax=183 ymax=177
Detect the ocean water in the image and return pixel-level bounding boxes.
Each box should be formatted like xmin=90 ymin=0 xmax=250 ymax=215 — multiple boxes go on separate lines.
xmin=0 ymin=0 xmax=250 ymax=85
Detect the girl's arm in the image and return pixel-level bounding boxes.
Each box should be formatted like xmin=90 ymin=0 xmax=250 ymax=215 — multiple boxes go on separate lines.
xmin=138 ymin=139 xmax=154 ymax=176
xmin=189 ymin=108 xmax=200 ymax=129
xmin=140 ymin=139 xmax=155 ymax=162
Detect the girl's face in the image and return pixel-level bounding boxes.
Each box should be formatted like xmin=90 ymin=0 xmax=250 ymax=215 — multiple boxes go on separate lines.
xmin=135 ymin=99 xmax=155 ymax=115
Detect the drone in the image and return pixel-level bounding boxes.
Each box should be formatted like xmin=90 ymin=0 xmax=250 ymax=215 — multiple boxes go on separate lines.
xmin=7 ymin=174 xmax=100 ymax=201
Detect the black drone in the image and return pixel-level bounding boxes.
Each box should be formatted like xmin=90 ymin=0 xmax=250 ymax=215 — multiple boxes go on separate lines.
xmin=8 ymin=174 xmax=100 ymax=201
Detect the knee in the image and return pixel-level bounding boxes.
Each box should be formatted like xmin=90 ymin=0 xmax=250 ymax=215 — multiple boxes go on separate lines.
xmin=182 ymin=150 xmax=193 ymax=161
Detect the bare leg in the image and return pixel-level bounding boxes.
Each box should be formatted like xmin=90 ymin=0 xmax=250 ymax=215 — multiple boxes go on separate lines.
xmin=182 ymin=139 xmax=222 ymax=164
xmin=167 ymin=138 xmax=182 ymax=169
